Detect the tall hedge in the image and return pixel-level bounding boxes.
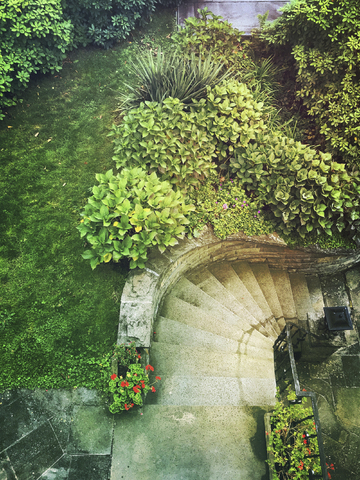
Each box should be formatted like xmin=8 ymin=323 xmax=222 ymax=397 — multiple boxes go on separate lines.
xmin=0 ymin=0 xmax=73 ymax=119
xmin=61 ymin=0 xmax=157 ymax=49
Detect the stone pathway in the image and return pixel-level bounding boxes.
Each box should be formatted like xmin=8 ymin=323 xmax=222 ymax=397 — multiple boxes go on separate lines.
xmin=177 ymin=0 xmax=289 ymax=34
xmin=0 ymin=388 xmax=113 ymax=480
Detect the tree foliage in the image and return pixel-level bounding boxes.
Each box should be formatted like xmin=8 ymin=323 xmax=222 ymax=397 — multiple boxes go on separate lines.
xmin=0 ymin=0 xmax=73 ymax=118
xmin=260 ymin=0 xmax=360 ymax=165
xmin=61 ymin=0 xmax=157 ymax=49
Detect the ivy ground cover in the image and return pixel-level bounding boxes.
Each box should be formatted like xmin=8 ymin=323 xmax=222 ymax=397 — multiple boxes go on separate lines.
xmin=0 ymin=8 xmax=175 ymax=391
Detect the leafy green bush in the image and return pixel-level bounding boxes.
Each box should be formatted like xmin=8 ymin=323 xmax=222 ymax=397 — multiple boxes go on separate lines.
xmin=118 ymin=48 xmax=232 ymax=111
xmin=113 ymin=78 xmax=283 ymax=187
xmin=260 ymin=0 xmax=360 ymax=166
xmin=77 ymin=167 xmax=194 ymax=269
xmin=0 ymin=0 xmax=73 ymax=118
xmin=61 ymin=0 xmax=157 ymax=48
xmin=111 ymin=97 xmax=218 ymax=190
xmin=229 ymin=132 xmax=360 ymax=239
xmin=187 ymin=175 xmax=275 ymax=239
xmin=197 ymin=80 xmax=276 ymax=168
xmin=172 ymin=7 xmax=251 ymax=72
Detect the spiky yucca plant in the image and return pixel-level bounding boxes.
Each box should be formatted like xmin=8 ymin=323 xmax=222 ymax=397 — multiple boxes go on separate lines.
xmin=118 ymin=48 xmax=233 ymax=111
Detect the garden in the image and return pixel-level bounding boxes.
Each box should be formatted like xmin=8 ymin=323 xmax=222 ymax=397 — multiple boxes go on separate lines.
xmin=1 ymin=0 xmax=360 ymax=399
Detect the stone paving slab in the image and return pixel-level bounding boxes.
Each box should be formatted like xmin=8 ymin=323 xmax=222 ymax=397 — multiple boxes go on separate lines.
xmin=0 ymin=389 xmax=114 ymax=480
xmin=111 ymin=405 xmax=269 ymax=480
xmin=6 ymin=422 xmax=63 ymax=480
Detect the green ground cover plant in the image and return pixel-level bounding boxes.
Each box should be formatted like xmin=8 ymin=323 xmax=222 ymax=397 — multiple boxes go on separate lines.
xmin=187 ymin=175 xmax=274 ymax=239
xmin=0 ymin=9 xmax=175 ymax=390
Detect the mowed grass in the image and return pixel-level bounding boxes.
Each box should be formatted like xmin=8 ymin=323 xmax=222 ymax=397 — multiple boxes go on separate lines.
xmin=0 ymin=8 xmax=176 ymax=390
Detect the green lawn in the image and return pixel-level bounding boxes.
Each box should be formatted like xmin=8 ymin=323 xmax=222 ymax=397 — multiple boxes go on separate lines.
xmin=0 ymin=8 xmax=176 ymax=390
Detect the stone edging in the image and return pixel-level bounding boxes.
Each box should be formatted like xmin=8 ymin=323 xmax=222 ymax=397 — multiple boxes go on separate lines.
xmin=117 ymin=226 xmax=360 ymax=347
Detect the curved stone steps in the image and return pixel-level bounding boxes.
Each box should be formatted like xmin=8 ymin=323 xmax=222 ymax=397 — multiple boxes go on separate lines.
xmin=150 ymin=343 xmax=275 ymax=379
xmin=160 ymin=295 xmax=273 ymax=347
xmin=153 ymin=260 xmax=322 ymax=410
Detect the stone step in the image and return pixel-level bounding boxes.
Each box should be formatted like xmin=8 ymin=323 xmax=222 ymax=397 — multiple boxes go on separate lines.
xmin=232 ymin=261 xmax=281 ymax=336
xmin=186 ymin=266 xmax=268 ymax=336
xmin=251 ymin=263 xmax=286 ymax=331
xmin=270 ymin=269 xmax=298 ymax=322
xmin=160 ymin=295 xmax=274 ymax=348
xmin=154 ymin=316 xmax=274 ymax=359
xmin=150 ymin=343 xmax=275 ymax=379
xmin=171 ymin=277 xmax=246 ymax=330
xmin=306 ymin=275 xmax=325 ymax=322
xmin=146 ymin=374 xmax=276 ymax=407
xmin=208 ymin=262 xmax=276 ymax=339
xmin=289 ymin=272 xmax=314 ymax=322
xmin=111 ymin=405 xmax=270 ymax=480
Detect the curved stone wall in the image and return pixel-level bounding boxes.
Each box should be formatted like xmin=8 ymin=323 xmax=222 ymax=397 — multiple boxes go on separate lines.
xmin=118 ymin=226 xmax=360 ymax=347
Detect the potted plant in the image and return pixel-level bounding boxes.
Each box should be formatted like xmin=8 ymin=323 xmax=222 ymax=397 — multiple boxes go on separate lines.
xmin=264 ymin=388 xmax=332 ymax=479
xmin=107 ymin=342 xmax=161 ymax=414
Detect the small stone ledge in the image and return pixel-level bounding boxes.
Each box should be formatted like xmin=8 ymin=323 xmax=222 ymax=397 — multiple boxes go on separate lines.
xmin=118 ymin=226 xmax=360 ymax=347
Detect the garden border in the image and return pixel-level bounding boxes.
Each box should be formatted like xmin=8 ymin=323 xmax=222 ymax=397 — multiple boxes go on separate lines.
xmin=117 ymin=226 xmax=360 ymax=347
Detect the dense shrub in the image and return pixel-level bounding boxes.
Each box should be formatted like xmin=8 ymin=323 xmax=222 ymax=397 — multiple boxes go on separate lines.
xmin=61 ymin=0 xmax=157 ymax=48
xmin=0 ymin=0 xmax=73 ymax=118
xmin=77 ymin=167 xmax=194 ymax=269
xmin=197 ymin=80 xmax=277 ymax=166
xmin=260 ymin=0 xmax=360 ymax=166
xmin=229 ymin=133 xmax=360 ymax=240
xmin=111 ymin=97 xmax=218 ymax=190
xmin=172 ymin=7 xmax=251 ymax=72
xmin=118 ymin=48 xmax=232 ymax=111
xmin=113 ymin=80 xmax=279 ymax=190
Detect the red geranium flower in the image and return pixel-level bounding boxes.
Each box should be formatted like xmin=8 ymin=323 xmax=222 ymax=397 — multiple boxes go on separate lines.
xmin=111 ymin=374 xmax=117 ymax=381
xmin=121 ymin=381 xmax=129 ymax=388
xmin=133 ymin=385 xmax=140 ymax=394
xmin=298 ymin=461 xmax=304 ymax=471
xmin=125 ymin=404 xmax=129 ymax=410
xmin=138 ymin=355 xmax=141 ymax=359
xmin=156 ymin=376 xmax=161 ymax=380
xmin=145 ymin=364 xmax=154 ymax=371
xmin=140 ymin=380 xmax=145 ymax=388
xmin=151 ymin=386 xmax=156 ymax=392
xmin=328 ymin=473 xmax=331 ymax=479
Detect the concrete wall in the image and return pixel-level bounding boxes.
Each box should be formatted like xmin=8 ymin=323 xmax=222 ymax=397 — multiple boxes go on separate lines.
xmin=118 ymin=226 xmax=360 ymax=347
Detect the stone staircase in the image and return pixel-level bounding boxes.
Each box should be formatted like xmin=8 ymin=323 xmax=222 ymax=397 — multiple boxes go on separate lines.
xmin=150 ymin=261 xmax=338 ymax=408
xmin=111 ymin=252 xmax=360 ymax=480
xmin=141 ymin=260 xmax=354 ymax=479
